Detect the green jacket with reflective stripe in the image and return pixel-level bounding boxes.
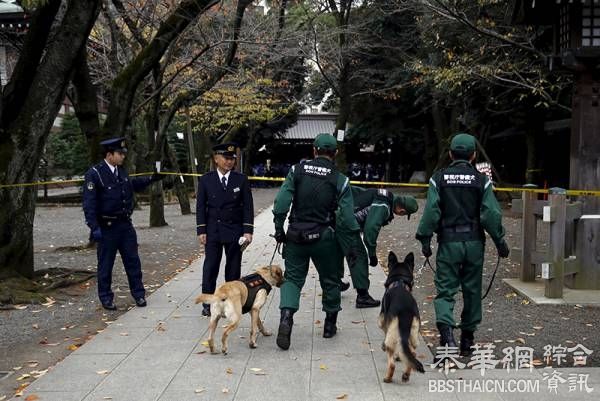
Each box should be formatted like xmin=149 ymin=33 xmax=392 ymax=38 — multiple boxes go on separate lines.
xmin=350 ymin=186 xmax=394 ymax=258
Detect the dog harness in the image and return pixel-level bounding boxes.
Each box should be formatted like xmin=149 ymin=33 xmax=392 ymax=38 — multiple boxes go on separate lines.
xmin=385 ymin=277 xmax=414 ymax=292
xmin=240 ymin=273 xmax=272 ymax=314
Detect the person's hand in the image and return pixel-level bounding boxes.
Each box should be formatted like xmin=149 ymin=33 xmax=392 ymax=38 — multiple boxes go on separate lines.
xmin=198 ymin=234 xmax=207 ymax=245
xmin=497 ymin=240 xmax=510 ymax=258
xmin=369 ymin=255 xmax=378 ymax=267
xmin=421 ymin=243 xmax=432 ymax=258
xmin=91 ymin=227 xmax=102 ymax=242
xmin=243 ymin=233 xmax=253 ymax=245
xmin=274 ymin=229 xmax=286 ymax=244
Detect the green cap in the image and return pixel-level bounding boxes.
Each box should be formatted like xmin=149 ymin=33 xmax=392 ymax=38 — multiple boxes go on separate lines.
xmin=313 ymin=133 xmax=337 ymax=150
xmin=393 ymin=195 xmax=418 ymax=220
xmin=450 ymin=133 xmax=476 ymax=153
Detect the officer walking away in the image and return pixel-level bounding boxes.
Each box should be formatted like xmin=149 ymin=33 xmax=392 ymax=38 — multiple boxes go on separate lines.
xmin=197 ymin=143 xmax=254 ymax=317
xmin=273 ymin=133 xmax=359 ymax=350
xmin=83 ymin=137 xmax=164 ymax=310
xmin=415 ymin=133 xmax=509 ymax=357
xmin=338 ymin=186 xmax=418 ymax=308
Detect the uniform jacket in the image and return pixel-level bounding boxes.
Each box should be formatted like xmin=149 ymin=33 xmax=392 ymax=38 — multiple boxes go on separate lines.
xmin=350 ymin=186 xmax=394 ymax=259
xmin=83 ymin=161 xmax=153 ymax=230
xmin=196 ymin=170 xmax=254 ymax=242
xmin=273 ymin=158 xmax=358 ymax=234
xmin=416 ymin=160 xmax=505 ymax=247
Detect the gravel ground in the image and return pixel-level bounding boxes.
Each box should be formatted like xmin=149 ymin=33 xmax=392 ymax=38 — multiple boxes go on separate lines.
xmin=0 ymin=187 xmax=279 ymax=399
xmin=1 ymin=186 xmax=599 ymax=398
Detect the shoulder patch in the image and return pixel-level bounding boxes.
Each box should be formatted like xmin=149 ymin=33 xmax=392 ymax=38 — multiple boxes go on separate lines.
xmin=377 ymin=188 xmax=388 ymax=196
xmin=87 ymin=181 xmax=94 ymax=191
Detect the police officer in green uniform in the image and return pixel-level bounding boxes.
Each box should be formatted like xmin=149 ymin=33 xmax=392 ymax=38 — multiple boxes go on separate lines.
xmin=415 ymin=133 xmax=510 ymax=356
xmin=273 ymin=134 xmax=359 ymax=350
xmin=337 ymin=186 xmax=418 ymax=308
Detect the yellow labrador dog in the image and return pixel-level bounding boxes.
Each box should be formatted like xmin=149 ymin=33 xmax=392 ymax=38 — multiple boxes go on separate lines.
xmin=195 ymin=265 xmax=284 ymax=354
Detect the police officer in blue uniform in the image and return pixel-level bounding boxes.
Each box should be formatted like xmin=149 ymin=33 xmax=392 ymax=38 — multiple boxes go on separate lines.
xmin=83 ymin=137 xmax=163 ymax=310
xmin=197 ymin=143 xmax=254 ymax=316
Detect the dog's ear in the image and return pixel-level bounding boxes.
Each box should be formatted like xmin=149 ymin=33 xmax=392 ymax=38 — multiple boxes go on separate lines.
xmin=404 ymin=252 xmax=414 ymax=269
xmin=388 ymin=251 xmax=398 ymax=266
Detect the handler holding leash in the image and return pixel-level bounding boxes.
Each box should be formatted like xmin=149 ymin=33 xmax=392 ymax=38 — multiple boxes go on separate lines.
xmin=337 ymin=186 xmax=418 ymax=308
xmin=272 ymin=134 xmax=359 ymax=349
xmin=415 ymin=133 xmax=509 ymax=356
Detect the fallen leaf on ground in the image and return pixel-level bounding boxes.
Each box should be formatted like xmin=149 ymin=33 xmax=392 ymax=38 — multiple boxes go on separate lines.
xmin=27 ymin=361 xmax=38 ymax=368
xmin=351 ymin=320 xmax=364 ymax=324
xmin=314 ymin=320 xmax=321 ymax=325
xmin=119 ymin=332 xmax=129 ymax=336
xmin=250 ymin=368 xmax=263 ymax=372
xmin=24 ymin=395 xmax=39 ymax=401
xmin=200 ymin=341 xmax=209 ymax=347
xmin=16 ymin=374 xmax=31 ymax=381
xmin=194 ymin=388 xmax=205 ymax=394
xmin=533 ymin=326 xmax=543 ymax=330
xmin=13 ymin=366 xmax=22 ymax=371
xmin=319 ymin=364 xmax=327 ymax=370
xmin=32 ymin=324 xmax=39 ymax=329
xmin=222 ymin=388 xmax=229 ymax=393
xmin=226 ymin=368 xmax=233 ymax=374
xmin=96 ymin=370 xmax=110 ymax=375
xmin=516 ymin=338 xmax=526 ymax=344
xmin=14 ymin=305 xmax=28 ymax=310
xmin=336 ymin=394 xmax=348 ymax=400
xmin=67 ymin=344 xmax=79 ymax=351
xmin=14 ymin=383 xmax=29 ymax=397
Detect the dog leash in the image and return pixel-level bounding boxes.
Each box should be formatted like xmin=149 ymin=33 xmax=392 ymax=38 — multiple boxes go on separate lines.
xmin=267 ymin=235 xmax=283 ymax=272
xmin=481 ymin=255 xmax=501 ymax=300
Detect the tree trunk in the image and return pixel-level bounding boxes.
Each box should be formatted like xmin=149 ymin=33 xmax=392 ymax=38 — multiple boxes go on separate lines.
xmin=0 ymin=0 xmax=101 ymax=279
xmin=102 ymin=0 xmax=220 ymax=137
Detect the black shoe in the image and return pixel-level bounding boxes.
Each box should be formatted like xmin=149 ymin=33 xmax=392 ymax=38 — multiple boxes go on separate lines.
xmin=437 ymin=323 xmax=457 ymax=348
xmin=101 ymin=301 xmax=117 ymax=311
xmin=355 ymin=293 xmax=381 ymax=308
xmin=323 ymin=311 xmax=338 ymax=338
xmin=433 ymin=323 xmax=457 ymax=365
xmin=135 ymin=297 xmax=147 ymax=307
xmin=340 ymin=281 xmax=350 ymax=292
xmin=277 ymin=308 xmax=294 ymax=350
xmin=460 ymin=330 xmax=475 ymax=357
xmin=201 ymin=304 xmax=211 ymax=317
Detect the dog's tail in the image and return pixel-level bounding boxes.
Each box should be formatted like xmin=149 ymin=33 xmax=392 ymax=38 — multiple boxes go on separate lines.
xmin=399 ymin=316 xmax=425 ymax=373
xmin=194 ymin=294 xmax=220 ymax=304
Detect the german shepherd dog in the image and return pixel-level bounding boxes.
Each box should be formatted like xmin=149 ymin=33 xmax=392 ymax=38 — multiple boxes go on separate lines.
xmin=195 ymin=265 xmax=284 ymax=354
xmin=378 ymin=251 xmax=425 ymax=383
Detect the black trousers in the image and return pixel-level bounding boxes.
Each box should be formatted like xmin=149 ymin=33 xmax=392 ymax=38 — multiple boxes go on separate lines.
xmin=201 ymin=239 xmax=242 ymax=297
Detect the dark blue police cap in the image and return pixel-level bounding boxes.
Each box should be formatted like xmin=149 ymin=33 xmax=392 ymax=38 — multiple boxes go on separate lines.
xmin=100 ymin=137 xmax=127 ymax=153
xmin=212 ymin=142 xmax=237 ymax=158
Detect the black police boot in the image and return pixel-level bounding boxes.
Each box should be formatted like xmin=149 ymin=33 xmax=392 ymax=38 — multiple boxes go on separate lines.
xmin=101 ymin=301 xmax=117 ymax=311
xmin=460 ymin=330 xmax=475 ymax=357
xmin=323 ymin=311 xmax=338 ymax=338
xmin=437 ymin=323 xmax=457 ymax=348
xmin=276 ymin=308 xmax=294 ymax=350
xmin=340 ymin=281 xmax=350 ymax=292
xmin=434 ymin=323 xmax=457 ymax=365
xmin=355 ymin=290 xmax=381 ymax=308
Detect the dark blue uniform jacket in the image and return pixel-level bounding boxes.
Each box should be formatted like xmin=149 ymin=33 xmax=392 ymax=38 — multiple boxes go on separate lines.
xmin=83 ymin=161 xmax=152 ymax=230
xmin=196 ymin=170 xmax=254 ymax=242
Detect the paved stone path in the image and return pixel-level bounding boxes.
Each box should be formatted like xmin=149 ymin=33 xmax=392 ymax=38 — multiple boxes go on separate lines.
xmin=13 ymin=207 xmax=600 ymax=401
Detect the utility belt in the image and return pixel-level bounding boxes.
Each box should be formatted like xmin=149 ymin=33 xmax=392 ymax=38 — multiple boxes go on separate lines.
xmin=286 ymin=221 xmax=329 ymax=244
xmin=437 ymin=223 xmax=483 ymax=243
xmin=99 ymin=214 xmax=131 ymax=227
